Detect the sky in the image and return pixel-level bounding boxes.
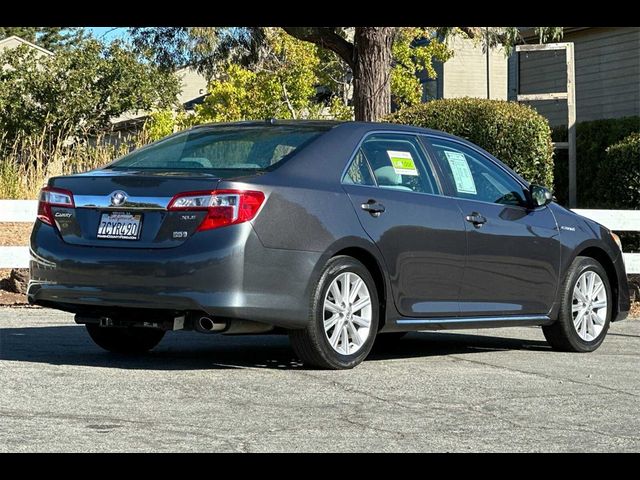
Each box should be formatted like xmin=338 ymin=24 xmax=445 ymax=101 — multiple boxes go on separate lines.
xmin=87 ymin=27 xmax=130 ymax=43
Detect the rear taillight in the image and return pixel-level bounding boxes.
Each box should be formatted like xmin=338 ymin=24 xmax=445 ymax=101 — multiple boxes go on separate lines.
xmin=37 ymin=187 xmax=75 ymax=226
xmin=167 ymin=189 xmax=265 ymax=231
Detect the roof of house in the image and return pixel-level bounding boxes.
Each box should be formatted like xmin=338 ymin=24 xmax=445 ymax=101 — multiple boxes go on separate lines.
xmin=0 ymin=35 xmax=54 ymax=56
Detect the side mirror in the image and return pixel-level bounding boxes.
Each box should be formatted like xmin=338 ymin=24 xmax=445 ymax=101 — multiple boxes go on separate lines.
xmin=530 ymin=184 xmax=554 ymax=207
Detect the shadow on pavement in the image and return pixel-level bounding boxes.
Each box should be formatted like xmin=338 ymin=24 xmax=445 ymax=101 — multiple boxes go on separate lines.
xmin=0 ymin=324 xmax=550 ymax=371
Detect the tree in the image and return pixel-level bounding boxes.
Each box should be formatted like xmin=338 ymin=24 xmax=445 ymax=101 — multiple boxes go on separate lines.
xmin=130 ymin=26 xmax=562 ymax=122
xmin=281 ymin=27 xmax=562 ymax=121
xmin=0 ymin=40 xmax=179 ymax=143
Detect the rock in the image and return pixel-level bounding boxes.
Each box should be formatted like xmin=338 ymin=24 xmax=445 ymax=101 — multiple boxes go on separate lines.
xmin=0 ymin=268 xmax=29 ymax=294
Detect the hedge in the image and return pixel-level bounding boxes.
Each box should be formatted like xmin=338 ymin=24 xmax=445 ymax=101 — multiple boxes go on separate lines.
xmin=552 ymin=116 xmax=640 ymax=207
xmin=601 ymin=133 xmax=640 ymax=209
xmin=385 ymin=97 xmax=555 ymax=188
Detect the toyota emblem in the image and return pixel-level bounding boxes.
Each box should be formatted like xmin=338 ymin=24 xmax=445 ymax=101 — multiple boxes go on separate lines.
xmin=110 ymin=191 xmax=128 ymax=207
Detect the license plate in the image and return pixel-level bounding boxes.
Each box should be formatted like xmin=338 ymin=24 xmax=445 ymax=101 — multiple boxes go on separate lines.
xmin=97 ymin=212 xmax=142 ymax=240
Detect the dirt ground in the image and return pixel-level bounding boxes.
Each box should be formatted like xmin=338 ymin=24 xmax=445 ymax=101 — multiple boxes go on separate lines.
xmin=0 ymin=223 xmax=32 ymax=246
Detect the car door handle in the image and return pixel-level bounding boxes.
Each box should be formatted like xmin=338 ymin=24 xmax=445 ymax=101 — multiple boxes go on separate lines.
xmin=465 ymin=212 xmax=487 ymax=227
xmin=361 ymin=199 xmax=386 ymax=217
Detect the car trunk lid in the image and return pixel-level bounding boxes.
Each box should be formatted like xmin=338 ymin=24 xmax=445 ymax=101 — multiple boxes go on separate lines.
xmin=47 ymin=170 xmax=221 ymax=248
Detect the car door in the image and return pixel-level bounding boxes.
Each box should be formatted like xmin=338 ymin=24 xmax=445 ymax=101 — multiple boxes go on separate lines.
xmin=342 ymin=132 xmax=466 ymax=318
xmin=425 ymin=135 xmax=561 ymax=316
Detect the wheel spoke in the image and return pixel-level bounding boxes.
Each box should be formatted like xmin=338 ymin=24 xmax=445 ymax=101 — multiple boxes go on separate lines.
xmin=592 ymin=300 xmax=607 ymax=310
xmin=574 ymin=310 xmax=585 ymax=330
xmin=351 ymin=315 xmax=370 ymax=328
xmin=349 ymin=277 xmax=363 ymax=304
xmin=574 ymin=286 xmax=588 ymax=304
xmin=586 ymin=313 xmax=594 ymax=338
xmin=329 ymin=319 xmax=343 ymax=347
xmin=580 ymin=311 xmax=587 ymax=338
xmin=591 ymin=311 xmax=605 ymax=326
xmin=324 ymin=314 xmax=339 ymax=331
xmin=591 ymin=281 xmax=604 ymax=299
xmin=341 ymin=325 xmax=350 ymax=355
xmin=347 ymin=321 xmax=362 ymax=346
xmin=325 ymin=301 xmax=342 ymax=315
xmin=342 ymin=273 xmax=351 ymax=306
xmin=351 ymin=297 xmax=371 ymax=314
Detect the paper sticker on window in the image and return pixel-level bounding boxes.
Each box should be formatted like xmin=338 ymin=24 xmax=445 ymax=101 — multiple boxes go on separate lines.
xmin=445 ymin=151 xmax=477 ymax=194
xmin=387 ymin=150 xmax=419 ymax=176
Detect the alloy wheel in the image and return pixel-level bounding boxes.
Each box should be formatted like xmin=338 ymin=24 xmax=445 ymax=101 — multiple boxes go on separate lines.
xmin=323 ymin=272 xmax=372 ymax=355
xmin=572 ymin=270 xmax=608 ymax=342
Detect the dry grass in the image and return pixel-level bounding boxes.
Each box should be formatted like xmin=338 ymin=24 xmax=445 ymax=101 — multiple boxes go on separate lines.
xmin=0 ymin=223 xmax=33 ymax=246
xmin=0 ymin=129 xmax=152 ymax=199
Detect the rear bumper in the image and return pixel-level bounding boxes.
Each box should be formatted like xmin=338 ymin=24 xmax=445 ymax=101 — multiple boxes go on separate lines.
xmin=29 ymin=221 xmax=320 ymax=328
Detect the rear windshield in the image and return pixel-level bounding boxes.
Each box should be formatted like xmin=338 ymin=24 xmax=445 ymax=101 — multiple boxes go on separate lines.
xmin=107 ymin=125 xmax=328 ymax=175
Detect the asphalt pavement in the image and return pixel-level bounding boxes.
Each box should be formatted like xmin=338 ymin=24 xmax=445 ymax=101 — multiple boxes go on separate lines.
xmin=1 ymin=307 xmax=638 ymax=452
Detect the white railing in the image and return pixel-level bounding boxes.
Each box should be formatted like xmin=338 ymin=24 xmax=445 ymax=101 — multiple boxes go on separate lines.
xmin=0 ymin=200 xmax=37 ymax=268
xmin=0 ymin=201 xmax=639 ymax=273
xmin=573 ymin=209 xmax=640 ymax=274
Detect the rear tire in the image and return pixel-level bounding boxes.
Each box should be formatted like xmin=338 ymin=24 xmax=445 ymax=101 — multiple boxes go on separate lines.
xmin=542 ymin=256 xmax=611 ymax=352
xmin=289 ymin=256 xmax=379 ymax=369
xmin=86 ymin=324 xmax=165 ymax=354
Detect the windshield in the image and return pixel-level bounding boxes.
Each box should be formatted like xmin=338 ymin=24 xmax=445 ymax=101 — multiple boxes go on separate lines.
xmin=107 ymin=125 xmax=329 ymax=175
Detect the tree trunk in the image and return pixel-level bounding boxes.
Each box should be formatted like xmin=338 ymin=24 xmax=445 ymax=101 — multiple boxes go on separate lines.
xmin=352 ymin=27 xmax=395 ymax=122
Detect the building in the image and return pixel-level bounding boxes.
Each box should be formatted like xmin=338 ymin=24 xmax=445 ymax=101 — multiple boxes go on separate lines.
xmin=508 ymin=27 xmax=640 ymax=126
xmin=420 ymin=27 xmax=639 ymax=127
xmin=420 ymin=34 xmax=508 ymax=101
xmin=0 ymin=35 xmax=54 ymax=58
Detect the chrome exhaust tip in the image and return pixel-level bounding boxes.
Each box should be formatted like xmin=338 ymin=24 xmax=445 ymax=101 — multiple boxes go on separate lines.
xmin=195 ymin=316 xmax=226 ymax=333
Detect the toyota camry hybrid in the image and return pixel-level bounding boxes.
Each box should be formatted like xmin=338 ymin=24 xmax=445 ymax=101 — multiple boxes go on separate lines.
xmin=28 ymin=120 xmax=630 ymax=369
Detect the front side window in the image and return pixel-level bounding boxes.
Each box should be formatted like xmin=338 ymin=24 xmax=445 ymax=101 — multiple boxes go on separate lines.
xmin=108 ymin=126 xmax=329 ymax=177
xmin=429 ymin=138 xmax=528 ymax=207
xmin=358 ymin=134 xmax=439 ymax=194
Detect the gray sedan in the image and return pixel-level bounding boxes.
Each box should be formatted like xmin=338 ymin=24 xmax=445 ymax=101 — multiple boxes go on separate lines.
xmin=29 ymin=120 xmax=630 ymax=369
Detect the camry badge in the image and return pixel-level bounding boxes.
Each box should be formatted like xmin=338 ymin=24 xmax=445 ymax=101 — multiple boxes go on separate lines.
xmin=110 ymin=191 xmax=128 ymax=207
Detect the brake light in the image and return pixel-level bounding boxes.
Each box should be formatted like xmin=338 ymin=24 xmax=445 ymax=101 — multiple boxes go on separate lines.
xmin=37 ymin=187 xmax=75 ymax=226
xmin=167 ymin=189 xmax=265 ymax=231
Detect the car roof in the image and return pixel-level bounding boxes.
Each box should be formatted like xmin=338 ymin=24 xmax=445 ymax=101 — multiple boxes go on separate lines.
xmin=190 ymin=118 xmax=460 ymax=138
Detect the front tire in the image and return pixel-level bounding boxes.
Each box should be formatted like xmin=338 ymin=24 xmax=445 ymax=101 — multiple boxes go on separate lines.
xmin=86 ymin=324 xmax=165 ymax=354
xmin=289 ymin=256 xmax=379 ymax=369
xmin=542 ymin=256 xmax=611 ymax=352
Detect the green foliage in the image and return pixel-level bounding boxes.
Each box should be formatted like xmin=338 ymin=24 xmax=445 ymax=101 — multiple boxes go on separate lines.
xmin=196 ymin=29 xmax=331 ymax=122
xmin=391 ymin=28 xmax=452 ymax=108
xmin=602 ymin=133 xmax=640 ymax=209
xmin=385 ymin=97 xmax=555 ymax=187
xmin=552 ymin=116 xmax=640 ymax=207
xmin=0 ymin=40 xmax=179 ymax=143
xmin=144 ymin=109 xmax=196 ymax=141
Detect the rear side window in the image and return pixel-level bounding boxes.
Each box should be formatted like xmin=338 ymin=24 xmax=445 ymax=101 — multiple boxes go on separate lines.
xmin=360 ymin=134 xmax=439 ymax=194
xmin=343 ymin=150 xmax=376 ymax=186
xmin=108 ymin=126 xmax=328 ymax=176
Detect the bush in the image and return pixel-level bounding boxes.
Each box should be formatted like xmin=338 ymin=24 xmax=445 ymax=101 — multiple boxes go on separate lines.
xmin=385 ymin=97 xmax=555 ymax=187
xmin=551 ymin=116 xmax=640 ymax=207
xmin=601 ymin=133 xmax=640 ymax=209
